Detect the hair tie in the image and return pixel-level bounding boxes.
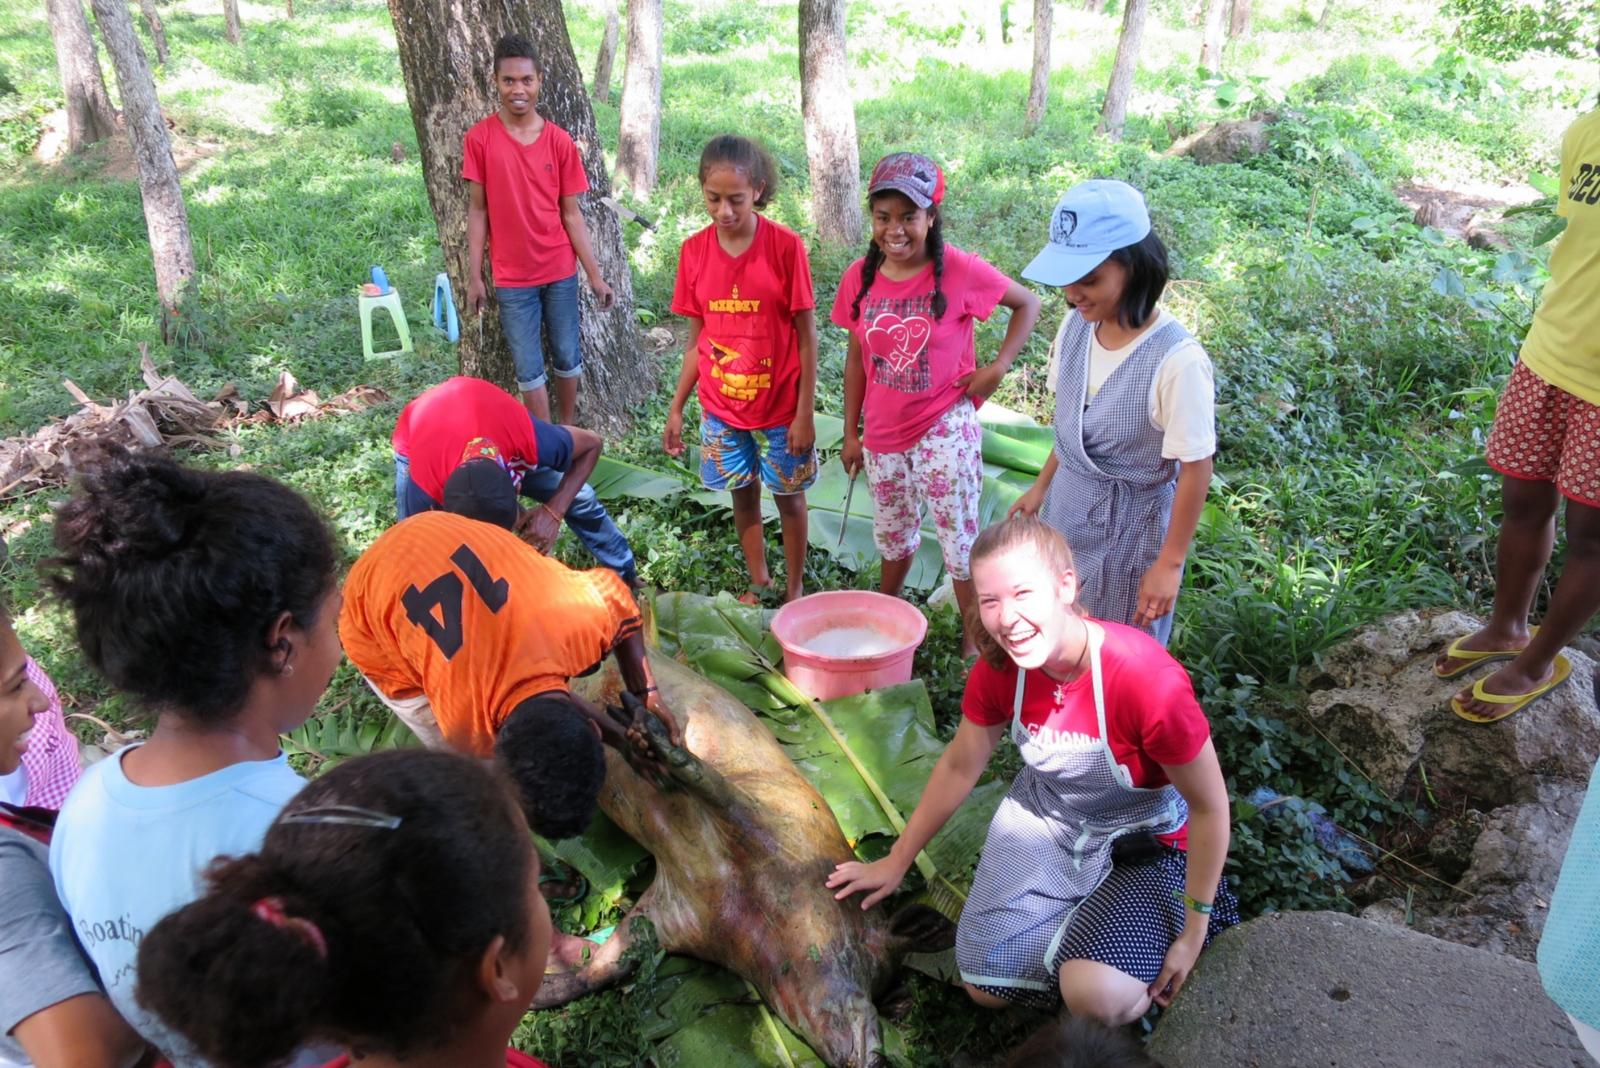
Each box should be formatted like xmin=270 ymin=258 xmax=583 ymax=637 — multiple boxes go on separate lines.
xmin=279 ymin=804 xmax=402 ymax=831
xmin=251 ymin=896 xmax=329 ymax=960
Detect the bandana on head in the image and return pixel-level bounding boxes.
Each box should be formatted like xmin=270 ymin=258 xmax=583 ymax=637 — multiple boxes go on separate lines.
xmin=460 ymin=437 xmax=506 ymax=468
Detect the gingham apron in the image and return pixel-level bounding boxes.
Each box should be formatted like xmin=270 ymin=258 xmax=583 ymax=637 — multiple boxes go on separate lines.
xmin=1041 ymin=313 xmax=1192 ymax=638
xmin=955 ymin=629 xmax=1187 ymax=996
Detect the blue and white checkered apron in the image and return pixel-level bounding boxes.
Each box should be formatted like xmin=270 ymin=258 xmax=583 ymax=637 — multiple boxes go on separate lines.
xmin=1041 ymin=313 xmax=1193 ymax=644
xmin=955 ymin=627 xmax=1187 ymax=997
xmin=1540 ymin=757 xmax=1600 ymax=1030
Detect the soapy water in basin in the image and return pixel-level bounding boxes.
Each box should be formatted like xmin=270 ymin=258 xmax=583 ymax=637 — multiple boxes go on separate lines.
xmin=800 ymin=626 xmax=903 ymax=659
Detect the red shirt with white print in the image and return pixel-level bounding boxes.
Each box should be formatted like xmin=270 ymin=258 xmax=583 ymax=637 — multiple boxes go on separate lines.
xmin=961 ymin=620 xmax=1211 ymax=848
xmin=829 ymin=244 xmax=1010 ymax=453
xmin=672 ymin=217 xmax=816 ymax=431
xmin=462 ymin=116 xmax=588 ymax=287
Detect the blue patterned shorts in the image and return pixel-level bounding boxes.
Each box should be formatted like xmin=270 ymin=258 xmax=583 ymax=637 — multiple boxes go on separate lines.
xmin=698 ymin=413 xmax=817 ymax=495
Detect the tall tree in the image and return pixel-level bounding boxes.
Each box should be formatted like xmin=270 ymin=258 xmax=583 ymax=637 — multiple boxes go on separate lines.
xmin=385 ymin=0 xmax=652 ymax=432
xmin=87 ymin=0 xmax=195 ymax=335
xmin=1228 ymin=0 xmax=1250 ymax=38
xmin=136 ymin=0 xmax=170 ymax=66
xmin=45 ymin=0 xmax=119 ymax=151
xmin=1084 ymin=0 xmax=1108 ymax=13
xmin=1198 ymin=0 xmax=1225 ymax=72
xmin=591 ymin=0 xmax=619 ymax=101
xmin=1096 ymin=0 xmax=1148 ymax=141
xmin=798 ymin=0 xmax=861 ymax=246
xmin=1025 ymin=0 xmax=1052 ymax=133
xmin=223 ymin=0 xmax=242 ymax=43
xmin=614 ymin=0 xmax=661 ymax=196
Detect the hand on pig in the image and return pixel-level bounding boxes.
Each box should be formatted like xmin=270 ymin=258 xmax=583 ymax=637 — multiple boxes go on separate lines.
xmin=826 ymin=854 xmax=912 ymax=910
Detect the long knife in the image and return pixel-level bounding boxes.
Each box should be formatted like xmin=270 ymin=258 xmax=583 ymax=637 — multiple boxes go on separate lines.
xmin=836 ymin=470 xmax=859 ymax=550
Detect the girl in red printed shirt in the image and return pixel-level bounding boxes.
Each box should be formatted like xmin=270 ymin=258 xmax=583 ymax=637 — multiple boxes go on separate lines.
xmin=665 ymin=135 xmax=818 ymax=604
xmin=829 ymin=516 xmax=1237 ymax=1021
xmin=832 ymin=153 xmax=1040 ymax=651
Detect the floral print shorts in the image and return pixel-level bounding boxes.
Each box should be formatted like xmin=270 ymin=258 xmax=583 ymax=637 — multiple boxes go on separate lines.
xmin=865 ymin=399 xmax=983 ymax=579
xmin=1485 ymin=362 xmax=1600 ymax=508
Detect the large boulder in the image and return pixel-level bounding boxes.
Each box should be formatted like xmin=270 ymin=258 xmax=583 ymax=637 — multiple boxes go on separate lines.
xmin=1412 ymin=777 xmax=1588 ymax=957
xmin=1166 ymin=112 xmax=1276 ymax=165
xmin=1301 ymin=610 xmax=1599 ymax=809
xmin=1148 ymin=911 xmax=1590 ymax=1068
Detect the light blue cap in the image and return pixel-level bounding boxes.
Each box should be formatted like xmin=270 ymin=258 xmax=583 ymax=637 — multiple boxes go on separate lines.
xmin=1021 ymin=179 xmax=1152 ymax=287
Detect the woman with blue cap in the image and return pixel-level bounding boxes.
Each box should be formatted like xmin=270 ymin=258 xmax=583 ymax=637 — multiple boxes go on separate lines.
xmin=1010 ymin=180 xmax=1215 ymax=647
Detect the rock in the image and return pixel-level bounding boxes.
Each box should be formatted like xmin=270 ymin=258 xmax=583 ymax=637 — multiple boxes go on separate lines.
xmin=1302 ymin=610 xmax=1600 ymax=809
xmin=1167 ymin=112 xmax=1276 ymax=165
xmin=1147 ymin=911 xmax=1590 ymax=1068
xmin=1417 ymin=777 xmax=1587 ymax=958
xmin=1358 ymin=897 xmax=1410 ymax=927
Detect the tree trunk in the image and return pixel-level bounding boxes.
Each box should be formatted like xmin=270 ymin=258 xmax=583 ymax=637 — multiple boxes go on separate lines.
xmin=46 ymin=0 xmax=119 ymax=150
xmin=614 ymin=0 xmax=661 ymax=197
xmin=1096 ymin=0 xmax=1147 ymax=141
xmin=591 ymin=0 xmax=619 ymax=101
xmin=1025 ymin=0 xmax=1051 ymax=133
xmin=1084 ymin=0 xmax=1107 ymax=13
xmin=135 ymin=0 xmax=170 ymax=66
xmin=223 ymin=0 xmax=241 ymax=43
xmin=1316 ymin=0 xmax=1333 ymax=30
xmin=88 ymin=0 xmax=195 ymax=335
xmin=1198 ymin=0 xmax=1224 ymax=71
xmin=798 ymin=0 xmax=862 ymax=247
xmin=1228 ymin=0 xmax=1250 ymax=37
xmin=385 ymin=0 xmax=651 ymax=433
xmin=984 ymin=1 xmax=1006 ymax=45
xmin=285 ymin=0 xmax=293 ymax=18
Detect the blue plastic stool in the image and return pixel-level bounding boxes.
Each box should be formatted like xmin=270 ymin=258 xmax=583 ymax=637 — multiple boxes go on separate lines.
xmin=359 ymin=265 xmax=412 ymax=360
xmin=431 ymin=272 xmax=460 ymax=342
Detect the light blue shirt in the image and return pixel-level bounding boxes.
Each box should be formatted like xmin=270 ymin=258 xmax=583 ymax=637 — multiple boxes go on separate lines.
xmin=48 ymin=746 xmax=305 ymax=1067
xmin=1540 ymin=757 xmax=1600 ymax=1029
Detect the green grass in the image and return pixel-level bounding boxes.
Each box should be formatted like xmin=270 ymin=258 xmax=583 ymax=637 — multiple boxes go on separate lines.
xmin=2 ymin=0 xmax=1597 ymax=1061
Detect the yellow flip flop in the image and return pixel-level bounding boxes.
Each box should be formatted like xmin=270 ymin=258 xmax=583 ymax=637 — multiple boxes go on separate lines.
xmin=1433 ymin=626 xmax=1540 ymax=680
xmin=1451 ymin=654 xmax=1572 ymax=724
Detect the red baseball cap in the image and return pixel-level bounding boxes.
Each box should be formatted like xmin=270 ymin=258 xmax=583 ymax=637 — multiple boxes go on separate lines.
xmin=868 ymin=152 xmax=945 ymax=208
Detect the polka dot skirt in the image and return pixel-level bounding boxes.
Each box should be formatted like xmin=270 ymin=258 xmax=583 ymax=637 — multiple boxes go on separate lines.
xmin=971 ymin=849 xmax=1240 ymax=1009
xmin=1485 ymin=362 xmax=1600 ymax=508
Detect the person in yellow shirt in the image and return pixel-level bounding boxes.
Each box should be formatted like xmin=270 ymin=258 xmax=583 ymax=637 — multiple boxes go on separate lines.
xmin=1436 ymin=104 xmax=1600 ymax=722
xmin=339 ymin=472 xmax=680 ymax=838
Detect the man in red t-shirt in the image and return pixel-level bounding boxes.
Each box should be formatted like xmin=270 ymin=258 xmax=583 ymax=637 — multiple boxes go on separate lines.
xmin=463 ymin=33 xmax=615 ymax=425
xmin=394 ymin=376 xmax=637 ymax=587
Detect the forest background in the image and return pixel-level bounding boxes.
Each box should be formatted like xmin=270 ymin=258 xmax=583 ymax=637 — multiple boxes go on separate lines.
xmin=0 ymin=0 xmax=1597 ymax=1061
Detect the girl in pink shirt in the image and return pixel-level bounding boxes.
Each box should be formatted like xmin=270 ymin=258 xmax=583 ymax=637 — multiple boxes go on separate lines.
xmin=832 ymin=153 xmax=1040 ymax=651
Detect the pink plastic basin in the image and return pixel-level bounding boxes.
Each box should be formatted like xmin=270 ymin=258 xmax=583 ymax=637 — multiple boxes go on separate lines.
xmin=769 ymin=590 xmax=929 ymax=701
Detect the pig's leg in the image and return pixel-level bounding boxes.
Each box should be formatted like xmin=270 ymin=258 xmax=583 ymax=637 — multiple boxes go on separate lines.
xmin=531 ymin=889 xmax=658 ymax=1009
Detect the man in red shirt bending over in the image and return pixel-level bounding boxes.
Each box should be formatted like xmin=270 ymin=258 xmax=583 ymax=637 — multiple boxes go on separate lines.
xmin=464 ymin=32 xmax=615 ymax=424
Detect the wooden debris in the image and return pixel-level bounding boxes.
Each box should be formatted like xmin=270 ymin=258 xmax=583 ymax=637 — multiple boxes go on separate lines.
xmin=0 ymin=349 xmax=390 ymax=500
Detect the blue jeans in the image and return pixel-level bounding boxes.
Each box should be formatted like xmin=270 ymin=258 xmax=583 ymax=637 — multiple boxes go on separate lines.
xmin=497 ymin=274 xmax=582 ymax=392
xmin=393 ymin=453 xmax=636 ymax=586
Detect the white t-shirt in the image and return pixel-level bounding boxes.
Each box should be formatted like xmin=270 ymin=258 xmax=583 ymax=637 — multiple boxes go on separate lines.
xmin=1045 ymin=309 xmax=1217 ymax=463
xmin=49 ymin=745 xmax=307 ymax=1067
xmin=0 ymin=766 xmax=25 ymax=807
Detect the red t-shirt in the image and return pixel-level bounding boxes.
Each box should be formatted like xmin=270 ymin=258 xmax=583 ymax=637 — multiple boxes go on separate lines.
xmin=672 ymin=218 xmax=816 ymax=430
xmin=322 ymin=1051 xmax=546 ymax=1068
xmin=462 ymin=116 xmax=588 ymax=287
xmin=829 ymin=244 xmax=1011 ymax=453
xmin=961 ymin=620 xmax=1211 ymax=849
xmin=394 ymin=376 xmax=576 ymax=501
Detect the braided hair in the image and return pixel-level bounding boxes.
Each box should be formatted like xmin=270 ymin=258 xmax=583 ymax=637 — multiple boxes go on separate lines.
xmin=850 ymin=199 xmax=948 ymax=322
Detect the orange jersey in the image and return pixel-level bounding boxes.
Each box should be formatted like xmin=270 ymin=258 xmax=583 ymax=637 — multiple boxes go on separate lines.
xmin=339 ymin=512 xmax=641 ymax=756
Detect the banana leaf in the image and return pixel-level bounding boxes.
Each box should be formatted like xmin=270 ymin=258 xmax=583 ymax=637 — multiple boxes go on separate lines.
xmin=650 ymin=592 xmax=1005 ymax=920
xmin=588 ymin=454 xmax=697 ymax=501
xmin=282 ymin=709 xmax=418 ymax=773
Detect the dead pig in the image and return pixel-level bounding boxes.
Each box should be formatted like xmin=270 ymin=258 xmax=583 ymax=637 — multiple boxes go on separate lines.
xmin=540 ymin=654 xmax=949 ymax=1068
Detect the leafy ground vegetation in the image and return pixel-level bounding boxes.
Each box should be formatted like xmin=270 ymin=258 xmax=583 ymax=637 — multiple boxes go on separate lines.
xmin=1 ymin=0 xmax=1596 ymax=1061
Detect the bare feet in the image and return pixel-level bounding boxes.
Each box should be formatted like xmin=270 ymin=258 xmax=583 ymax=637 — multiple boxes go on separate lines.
xmin=1433 ymin=625 xmax=1532 ymax=677
xmin=1451 ymin=657 xmax=1557 ymax=720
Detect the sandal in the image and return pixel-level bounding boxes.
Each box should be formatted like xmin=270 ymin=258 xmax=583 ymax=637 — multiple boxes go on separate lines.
xmin=1450 ymin=654 xmax=1572 ymax=724
xmin=1433 ymin=626 xmax=1539 ymax=680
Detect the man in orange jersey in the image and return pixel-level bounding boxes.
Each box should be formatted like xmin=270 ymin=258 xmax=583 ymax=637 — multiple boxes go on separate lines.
xmin=339 ymin=502 xmax=681 ymax=840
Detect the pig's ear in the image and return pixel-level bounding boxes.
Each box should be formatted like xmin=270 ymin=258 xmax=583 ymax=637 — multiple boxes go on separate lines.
xmin=886 ymin=903 xmax=956 ymax=954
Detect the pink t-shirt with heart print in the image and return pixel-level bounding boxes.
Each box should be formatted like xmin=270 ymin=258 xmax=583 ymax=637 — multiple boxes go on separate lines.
xmin=830 ymin=244 xmax=1012 ymax=453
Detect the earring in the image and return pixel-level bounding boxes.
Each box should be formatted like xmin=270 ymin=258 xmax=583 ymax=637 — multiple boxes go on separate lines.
xmin=282 ymin=664 xmax=295 ymax=678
